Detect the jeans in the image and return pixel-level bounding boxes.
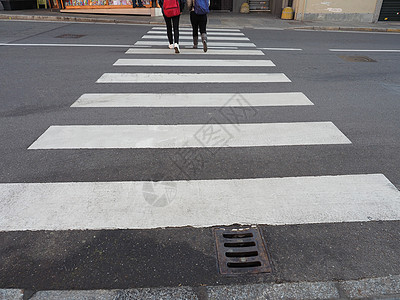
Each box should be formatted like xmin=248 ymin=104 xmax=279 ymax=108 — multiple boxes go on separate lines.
xmin=132 ymin=0 xmax=143 ymax=7
xmin=190 ymin=11 xmax=207 ymax=39
xmin=163 ymin=14 xmax=180 ymax=44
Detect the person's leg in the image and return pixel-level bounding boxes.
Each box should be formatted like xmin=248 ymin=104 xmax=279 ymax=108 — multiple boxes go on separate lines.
xmin=172 ymin=15 xmax=180 ymax=53
xmin=199 ymin=14 xmax=207 ymax=34
xmin=190 ymin=11 xmax=199 ymax=48
xmin=200 ymin=14 xmax=208 ymax=52
xmin=137 ymin=0 xmax=143 ymax=6
xmin=164 ymin=15 xmax=174 ymax=46
xmin=172 ymin=15 xmax=180 ymax=44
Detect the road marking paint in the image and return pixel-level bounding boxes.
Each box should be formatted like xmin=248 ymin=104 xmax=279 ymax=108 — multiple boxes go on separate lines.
xmin=141 ymin=35 xmax=250 ymax=41
xmin=147 ymin=30 xmax=245 ymax=36
xmin=330 ymin=49 xmax=400 ymax=53
xmin=113 ymin=59 xmax=275 ymax=67
xmin=125 ymin=48 xmax=265 ymax=55
xmin=152 ymin=27 xmax=241 ymax=32
xmin=71 ymin=92 xmax=314 ymax=107
xmin=202 ymin=46 xmax=239 ymax=49
xmin=252 ymin=27 xmax=285 ymax=30
xmin=28 ymin=122 xmax=350 ymax=149
xmin=129 ymin=45 xmax=151 ymax=48
xmin=134 ymin=41 xmax=256 ymax=47
xmin=1 ymin=174 xmax=399 ymax=231
xmin=258 ymin=47 xmax=303 ymax=51
xmin=96 ymin=73 xmax=291 ymax=83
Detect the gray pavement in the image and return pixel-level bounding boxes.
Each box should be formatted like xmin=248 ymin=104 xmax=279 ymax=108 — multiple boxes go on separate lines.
xmin=1 ymin=8 xmax=400 ymax=32
xmin=1 ymin=19 xmax=400 ymax=300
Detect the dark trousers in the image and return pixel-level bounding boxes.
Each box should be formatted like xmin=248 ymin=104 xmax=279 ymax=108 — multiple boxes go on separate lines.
xmin=163 ymin=15 xmax=180 ymax=44
xmin=132 ymin=0 xmax=143 ymax=7
xmin=190 ymin=11 xmax=207 ymax=40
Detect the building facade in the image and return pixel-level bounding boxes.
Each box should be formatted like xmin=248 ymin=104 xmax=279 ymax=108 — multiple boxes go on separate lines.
xmin=291 ymin=0 xmax=400 ymax=22
xmin=1 ymin=0 xmax=399 ymax=22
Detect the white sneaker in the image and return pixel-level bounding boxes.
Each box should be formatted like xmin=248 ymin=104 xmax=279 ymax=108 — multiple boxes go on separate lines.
xmin=168 ymin=44 xmax=173 ymax=49
xmin=174 ymin=43 xmax=180 ymax=53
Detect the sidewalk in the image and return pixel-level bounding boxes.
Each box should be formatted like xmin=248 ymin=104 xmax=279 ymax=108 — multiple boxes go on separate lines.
xmin=2 ymin=274 xmax=400 ymax=299
xmin=1 ymin=8 xmax=400 ymax=32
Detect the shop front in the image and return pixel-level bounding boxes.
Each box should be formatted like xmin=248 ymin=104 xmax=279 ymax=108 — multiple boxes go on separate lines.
xmin=211 ymin=0 xmax=283 ymax=14
xmin=61 ymin=0 xmax=282 ymax=14
xmin=56 ymin=0 xmax=161 ymax=15
xmin=60 ymin=0 xmax=278 ymax=13
xmin=63 ymin=0 xmax=152 ymax=9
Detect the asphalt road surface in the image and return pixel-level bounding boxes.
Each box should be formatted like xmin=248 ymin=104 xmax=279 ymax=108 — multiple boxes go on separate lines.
xmin=0 ymin=19 xmax=400 ymax=292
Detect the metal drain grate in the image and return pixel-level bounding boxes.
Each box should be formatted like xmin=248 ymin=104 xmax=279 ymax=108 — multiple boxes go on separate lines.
xmin=55 ymin=34 xmax=86 ymax=39
xmin=214 ymin=226 xmax=272 ymax=275
xmin=339 ymin=55 xmax=376 ymax=62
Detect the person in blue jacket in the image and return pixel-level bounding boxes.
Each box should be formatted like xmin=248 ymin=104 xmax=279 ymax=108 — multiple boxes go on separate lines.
xmin=187 ymin=0 xmax=209 ymax=52
xmin=158 ymin=0 xmax=186 ymax=53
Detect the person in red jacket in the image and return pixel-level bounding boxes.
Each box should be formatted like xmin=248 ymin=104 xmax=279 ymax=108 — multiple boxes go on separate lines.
xmin=158 ymin=0 xmax=186 ymax=53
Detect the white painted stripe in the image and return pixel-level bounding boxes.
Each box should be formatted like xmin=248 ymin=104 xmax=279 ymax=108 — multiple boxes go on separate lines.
xmin=113 ymin=59 xmax=275 ymax=67
xmin=134 ymin=41 xmax=256 ymax=47
xmin=330 ymin=49 xmax=400 ymax=52
xmin=152 ymin=27 xmax=241 ymax=32
xmin=125 ymin=48 xmax=265 ymax=55
xmin=201 ymin=46 xmax=239 ymax=49
xmin=147 ymin=30 xmax=245 ymax=36
xmin=258 ymin=47 xmax=303 ymax=51
xmin=71 ymin=92 xmax=314 ymax=107
xmin=28 ymin=122 xmax=350 ymax=149
xmin=142 ymin=35 xmax=250 ymax=41
xmin=252 ymin=27 xmax=285 ymax=31
xmin=1 ymin=174 xmax=399 ymax=231
xmin=129 ymin=45 xmax=151 ymax=48
xmin=0 ymin=43 xmax=135 ymax=48
xmin=96 ymin=73 xmax=291 ymax=83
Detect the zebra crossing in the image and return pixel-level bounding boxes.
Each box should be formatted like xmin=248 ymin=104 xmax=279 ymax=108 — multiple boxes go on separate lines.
xmin=2 ymin=174 xmax=400 ymax=231
xmin=71 ymin=92 xmax=314 ymax=107
xmin=96 ymin=73 xmax=290 ymax=83
xmin=113 ymin=58 xmax=275 ymax=66
xmin=134 ymin=40 xmax=256 ymax=47
xmin=2 ymin=26 xmax=400 ymax=233
xmin=125 ymin=48 xmax=265 ymax=55
xmin=141 ymin=35 xmax=250 ymax=41
xmin=28 ymin=122 xmax=351 ymax=149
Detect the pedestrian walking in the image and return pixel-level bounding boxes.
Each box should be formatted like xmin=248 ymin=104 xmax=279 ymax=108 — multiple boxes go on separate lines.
xmin=187 ymin=0 xmax=209 ymax=52
xmin=158 ymin=0 xmax=185 ymax=53
xmin=132 ymin=0 xmax=144 ymax=8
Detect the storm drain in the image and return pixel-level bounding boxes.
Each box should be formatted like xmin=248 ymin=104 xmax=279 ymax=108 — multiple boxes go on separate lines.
xmin=214 ymin=226 xmax=272 ymax=275
xmin=55 ymin=34 xmax=86 ymax=39
xmin=339 ymin=55 xmax=376 ymax=62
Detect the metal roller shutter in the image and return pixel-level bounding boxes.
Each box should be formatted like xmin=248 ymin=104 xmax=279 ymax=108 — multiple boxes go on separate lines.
xmin=379 ymin=0 xmax=400 ymax=21
xmin=249 ymin=0 xmax=270 ymax=11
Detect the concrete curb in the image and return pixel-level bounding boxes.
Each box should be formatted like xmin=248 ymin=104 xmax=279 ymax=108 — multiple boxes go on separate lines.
xmin=1 ymin=13 xmax=400 ymax=32
xmin=2 ymin=275 xmax=400 ymax=300
xmin=0 ymin=289 xmax=24 ymax=300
